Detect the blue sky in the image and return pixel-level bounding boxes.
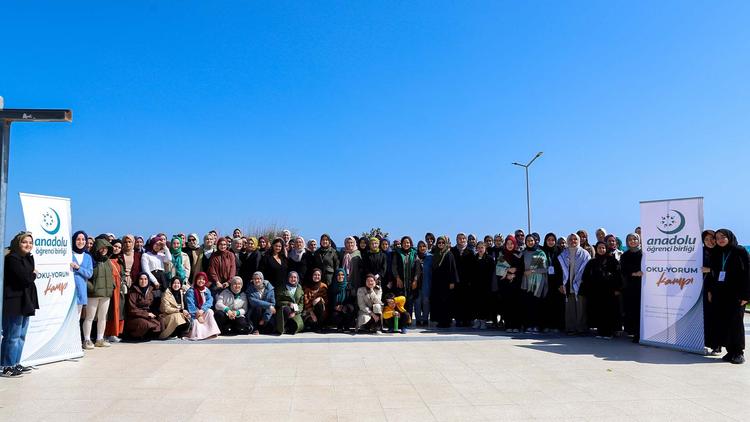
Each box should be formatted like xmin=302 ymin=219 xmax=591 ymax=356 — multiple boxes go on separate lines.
xmin=3 ymin=1 xmax=749 ymax=245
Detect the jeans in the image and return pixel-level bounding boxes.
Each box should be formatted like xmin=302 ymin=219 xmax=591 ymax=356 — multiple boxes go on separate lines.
xmin=1 ymin=314 xmax=30 ymax=367
xmin=414 ymin=291 xmax=430 ymax=323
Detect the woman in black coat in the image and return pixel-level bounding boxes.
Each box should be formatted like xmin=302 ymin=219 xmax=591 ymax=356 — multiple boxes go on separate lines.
xmin=2 ymin=232 xmax=39 ymax=377
xmin=430 ymin=236 xmax=459 ymax=328
xmin=701 ymin=230 xmax=720 ymax=354
xmin=259 ymin=238 xmax=289 ymax=290
xmin=708 ymin=229 xmax=750 ymax=364
xmin=583 ymin=241 xmax=622 ymax=339
xmin=541 ymin=233 xmax=565 ymax=332
xmin=620 ymin=233 xmax=643 ymax=342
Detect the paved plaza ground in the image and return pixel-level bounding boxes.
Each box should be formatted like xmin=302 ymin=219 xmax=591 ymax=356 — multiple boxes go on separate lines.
xmin=1 ymin=317 xmax=748 ymax=422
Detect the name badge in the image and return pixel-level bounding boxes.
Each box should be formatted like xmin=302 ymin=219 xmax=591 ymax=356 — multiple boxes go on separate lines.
xmin=718 ymin=271 xmax=726 ymax=282
xmin=547 ymin=266 xmax=555 ymax=275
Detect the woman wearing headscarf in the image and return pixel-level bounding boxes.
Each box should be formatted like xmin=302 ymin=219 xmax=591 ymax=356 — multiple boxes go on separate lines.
xmin=166 ymin=236 xmax=191 ymax=289
xmin=1 ymin=232 xmax=39 ymax=378
xmin=82 ymin=238 xmax=116 ymax=349
xmin=183 ymin=233 xmax=203 ymax=285
xmin=259 ymin=238 xmax=289 ymax=290
xmin=363 ymin=237 xmax=387 ymax=285
xmin=595 ymin=228 xmax=607 ymax=244
xmin=604 ymin=234 xmax=622 ymax=261
xmin=496 ymin=236 xmax=523 ymax=332
xmin=330 ymin=269 xmax=357 ymax=332
xmin=340 ymin=236 xmax=363 ymax=291
xmin=121 ymin=234 xmax=141 ymax=289
xmin=288 ymin=236 xmax=309 ymax=285
xmin=356 ymin=274 xmax=383 ymax=333
xmin=246 ymin=271 xmax=276 ymax=334
xmin=124 ymin=272 xmax=162 ymax=340
xmin=576 ymin=230 xmax=596 ymax=259
xmin=541 ymin=233 xmax=565 ymax=332
xmin=140 ymin=236 xmax=172 ymax=291
xmin=185 ymin=272 xmax=221 ymax=340
xmin=257 ymin=236 xmax=270 ymax=256
xmin=430 ymin=236 xmax=460 ymax=328
xmin=582 ymin=242 xmax=622 ymax=339
xmin=104 ymin=238 xmax=126 ymax=342
xmin=391 ymin=236 xmax=419 ymax=321
xmin=701 ymin=230 xmax=720 ymax=354
xmin=200 ymin=233 xmax=216 ymax=272
xmin=621 ymin=233 xmax=643 ymax=342
xmin=159 ymin=276 xmax=190 ymax=339
xmin=473 ymin=241 xmax=496 ymax=330
xmin=414 ymin=241 xmax=433 ymax=327
xmin=313 ymin=234 xmax=340 ymax=286
xmin=303 ymin=269 xmax=329 ymax=332
xmin=71 ymin=231 xmax=93 ymax=318
xmin=134 ymin=236 xmax=145 ymax=254
xmin=275 ymin=271 xmax=304 ymax=335
xmin=357 ymin=237 xmax=369 ymax=254
xmin=451 ymin=233 xmax=474 ymax=327
xmin=239 ymin=236 xmax=262 ymax=284
xmin=558 ymin=233 xmax=591 ymax=335
xmin=521 ymin=235 xmax=549 ymax=333
xmin=708 ymin=229 xmax=749 ymax=364
xmin=214 ymin=276 xmax=251 ymax=335
xmin=207 ymin=237 xmax=236 ymax=298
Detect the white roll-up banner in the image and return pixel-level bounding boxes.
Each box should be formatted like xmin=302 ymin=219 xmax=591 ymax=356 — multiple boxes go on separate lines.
xmin=640 ymin=197 xmax=704 ymax=354
xmin=19 ymin=193 xmax=84 ymax=366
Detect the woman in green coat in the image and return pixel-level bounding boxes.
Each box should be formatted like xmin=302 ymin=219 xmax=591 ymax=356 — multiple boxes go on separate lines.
xmin=82 ymin=238 xmax=116 ymax=349
xmin=275 ymin=271 xmax=304 ymax=334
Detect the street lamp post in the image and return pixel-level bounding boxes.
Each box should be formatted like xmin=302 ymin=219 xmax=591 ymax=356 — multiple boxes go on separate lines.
xmin=0 ymin=98 xmax=72 ymax=325
xmin=512 ymin=151 xmax=543 ymax=235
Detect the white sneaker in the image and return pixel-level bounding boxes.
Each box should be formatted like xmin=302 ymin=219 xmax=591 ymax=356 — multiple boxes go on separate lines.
xmin=479 ymin=321 xmax=487 ymax=330
xmin=83 ymin=340 xmax=95 ymax=350
xmin=107 ymin=336 xmax=121 ymax=343
xmin=95 ymin=339 xmax=111 ymax=348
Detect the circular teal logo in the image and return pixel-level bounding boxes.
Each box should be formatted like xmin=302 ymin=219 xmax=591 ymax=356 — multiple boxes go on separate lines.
xmin=657 ymin=209 xmax=686 ymax=235
xmin=41 ymin=208 xmax=61 ymax=235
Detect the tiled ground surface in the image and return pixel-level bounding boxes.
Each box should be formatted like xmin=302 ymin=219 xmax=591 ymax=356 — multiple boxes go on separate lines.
xmin=1 ymin=317 xmax=748 ymax=422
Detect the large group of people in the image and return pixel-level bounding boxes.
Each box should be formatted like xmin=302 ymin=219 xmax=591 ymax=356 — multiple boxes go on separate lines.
xmin=2 ymin=226 xmax=749 ymax=377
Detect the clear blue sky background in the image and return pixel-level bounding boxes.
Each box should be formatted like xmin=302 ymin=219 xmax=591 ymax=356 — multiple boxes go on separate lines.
xmin=3 ymin=1 xmax=749 ymax=245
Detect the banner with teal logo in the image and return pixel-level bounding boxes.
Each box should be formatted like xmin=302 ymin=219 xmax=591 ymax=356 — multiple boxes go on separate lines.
xmin=640 ymin=197 xmax=704 ymax=354
xmin=19 ymin=193 xmax=83 ymax=366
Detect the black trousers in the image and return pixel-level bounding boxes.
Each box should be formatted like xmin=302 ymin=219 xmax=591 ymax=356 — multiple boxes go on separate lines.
xmin=713 ymin=298 xmax=746 ymax=355
xmin=330 ymin=304 xmax=356 ymax=330
xmin=304 ymin=301 xmax=326 ymax=331
xmin=214 ymin=312 xmax=251 ymax=335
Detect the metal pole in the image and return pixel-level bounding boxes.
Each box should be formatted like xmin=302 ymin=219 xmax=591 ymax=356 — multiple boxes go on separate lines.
xmin=525 ymin=166 xmax=531 ymax=234
xmin=0 ymin=120 xmax=11 ymax=327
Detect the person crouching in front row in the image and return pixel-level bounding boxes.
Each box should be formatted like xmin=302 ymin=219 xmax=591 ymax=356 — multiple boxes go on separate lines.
xmin=185 ymin=272 xmax=221 ymax=340
xmin=275 ymin=271 xmax=304 ymax=335
xmin=356 ymin=274 xmax=383 ymax=334
xmin=124 ymin=272 xmax=162 ymax=341
xmin=214 ymin=276 xmax=251 ymax=335
xmin=246 ymin=271 xmax=276 ymax=335
xmin=382 ymin=293 xmax=411 ymax=334
xmin=159 ymin=276 xmax=190 ymax=339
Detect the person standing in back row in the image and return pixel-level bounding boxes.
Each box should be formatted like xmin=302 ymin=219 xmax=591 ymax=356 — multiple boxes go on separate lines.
xmin=707 ymin=229 xmax=749 ymax=364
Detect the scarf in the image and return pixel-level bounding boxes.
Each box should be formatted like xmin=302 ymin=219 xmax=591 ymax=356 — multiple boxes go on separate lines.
xmin=558 ymin=246 xmax=590 ymax=295
xmin=170 ymin=285 xmax=183 ymax=306
xmin=626 ymin=233 xmax=641 ymax=252
xmin=194 ymin=285 xmax=206 ymax=309
xmin=72 ymin=230 xmax=88 ymax=253
xmin=397 ymin=247 xmax=417 ymax=283
xmin=138 ymin=283 xmax=150 ymax=296
xmin=333 ymin=269 xmax=348 ymax=304
xmin=170 ymin=237 xmax=186 ymax=280
xmin=289 ymin=247 xmax=305 ymax=262
xmin=522 ymin=249 xmax=548 ymax=298
xmin=433 ymin=236 xmax=451 ymax=268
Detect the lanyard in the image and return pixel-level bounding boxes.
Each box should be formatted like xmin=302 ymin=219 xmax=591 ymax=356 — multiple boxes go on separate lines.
xmin=721 ymin=252 xmax=731 ymax=271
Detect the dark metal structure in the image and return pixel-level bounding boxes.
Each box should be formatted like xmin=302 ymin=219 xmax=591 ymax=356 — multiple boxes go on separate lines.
xmin=0 ymin=106 xmax=72 ymax=326
xmin=512 ymin=151 xmax=543 ymax=235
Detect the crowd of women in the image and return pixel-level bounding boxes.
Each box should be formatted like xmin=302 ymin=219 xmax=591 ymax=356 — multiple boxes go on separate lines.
xmin=2 ymin=226 xmax=748 ymax=377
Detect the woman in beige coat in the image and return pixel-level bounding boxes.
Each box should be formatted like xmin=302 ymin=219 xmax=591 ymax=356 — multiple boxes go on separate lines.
xmin=356 ymin=274 xmax=383 ymax=333
xmin=159 ymin=276 xmax=191 ymax=339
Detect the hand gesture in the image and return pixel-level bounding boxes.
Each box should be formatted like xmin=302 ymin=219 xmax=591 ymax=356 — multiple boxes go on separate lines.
xmin=269 ymin=306 xmax=276 ymax=315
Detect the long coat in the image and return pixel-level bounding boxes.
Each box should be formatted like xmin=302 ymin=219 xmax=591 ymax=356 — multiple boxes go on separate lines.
xmin=429 ymin=251 xmax=459 ymax=325
xmin=356 ymin=286 xmax=383 ymax=328
xmin=275 ymin=284 xmax=304 ymax=334
xmin=3 ymin=252 xmax=39 ymax=317
xmin=313 ymin=247 xmax=340 ymax=285
xmin=159 ymin=288 xmax=189 ymax=339
xmin=124 ymin=284 xmax=162 ymax=339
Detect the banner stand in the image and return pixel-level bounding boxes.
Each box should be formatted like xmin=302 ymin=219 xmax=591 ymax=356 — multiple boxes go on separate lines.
xmin=639 ymin=197 xmax=705 ymax=355
xmin=19 ymin=193 xmax=84 ymax=366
